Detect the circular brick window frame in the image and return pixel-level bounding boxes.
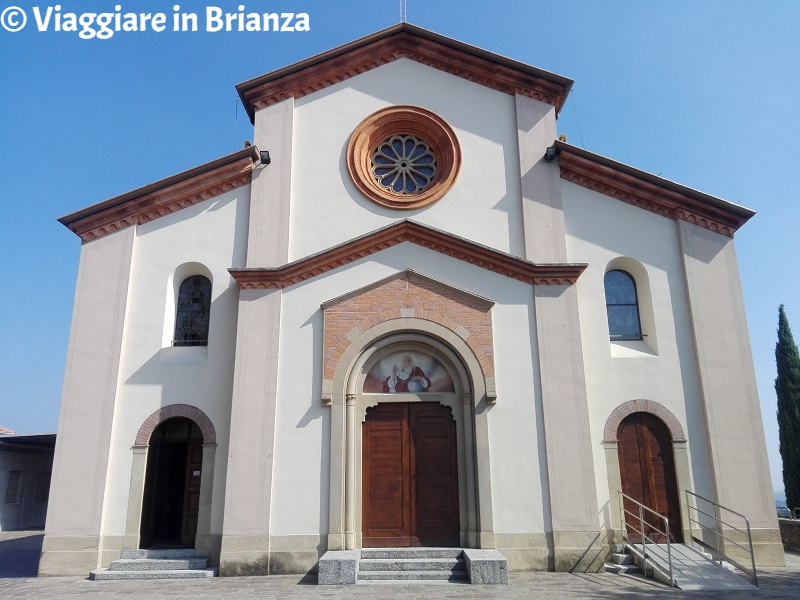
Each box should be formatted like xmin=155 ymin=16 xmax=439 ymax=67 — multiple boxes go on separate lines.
xmin=347 ymin=105 xmax=461 ymax=210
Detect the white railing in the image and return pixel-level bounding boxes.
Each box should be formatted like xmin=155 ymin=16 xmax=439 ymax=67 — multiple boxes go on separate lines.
xmin=685 ymin=491 xmax=757 ymax=587
xmin=618 ymin=491 xmax=675 ymax=587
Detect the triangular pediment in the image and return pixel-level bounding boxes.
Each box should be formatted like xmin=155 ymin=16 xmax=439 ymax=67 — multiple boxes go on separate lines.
xmin=229 ymin=219 xmax=586 ymax=289
xmin=321 ymin=269 xmax=494 ymax=310
xmin=236 ymin=23 xmax=572 ymax=123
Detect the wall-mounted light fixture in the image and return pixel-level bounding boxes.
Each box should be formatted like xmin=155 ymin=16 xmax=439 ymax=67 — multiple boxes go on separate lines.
xmin=544 ymin=146 xmax=560 ymax=161
xmin=260 ymin=150 xmax=271 ymax=165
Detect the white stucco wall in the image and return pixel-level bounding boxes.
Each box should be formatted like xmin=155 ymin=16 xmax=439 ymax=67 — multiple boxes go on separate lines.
xmin=561 ymin=180 xmax=715 ymax=522
xmin=99 ymin=186 xmax=250 ymax=537
xmin=251 ymin=59 xmax=525 ymax=262
xmin=268 ymin=243 xmax=549 ymax=536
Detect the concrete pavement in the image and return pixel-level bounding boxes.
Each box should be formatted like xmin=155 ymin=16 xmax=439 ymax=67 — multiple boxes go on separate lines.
xmin=2 ymin=531 xmax=798 ymax=599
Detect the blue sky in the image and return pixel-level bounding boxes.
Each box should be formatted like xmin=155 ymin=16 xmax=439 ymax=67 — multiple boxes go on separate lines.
xmin=1 ymin=1 xmax=798 ymax=495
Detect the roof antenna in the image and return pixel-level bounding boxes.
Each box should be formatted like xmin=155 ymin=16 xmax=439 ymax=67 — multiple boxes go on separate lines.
xmin=400 ymin=0 xmax=406 ymax=23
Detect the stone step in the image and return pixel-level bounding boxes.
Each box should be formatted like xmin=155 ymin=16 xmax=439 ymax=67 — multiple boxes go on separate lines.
xmin=357 ymin=570 xmax=469 ymax=582
xmin=89 ymin=568 xmax=218 ymax=580
xmin=605 ymin=563 xmax=641 ymax=575
xmin=108 ymin=558 xmax=210 ymax=571
xmin=359 ymin=557 xmax=465 ymax=572
xmin=612 ymin=553 xmax=634 ymax=565
xmin=361 ymin=547 xmax=463 ymax=560
xmin=120 ymin=548 xmax=205 ymax=560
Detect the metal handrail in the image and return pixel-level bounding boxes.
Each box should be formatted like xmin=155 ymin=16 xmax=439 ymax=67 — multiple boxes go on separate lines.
xmin=685 ymin=490 xmax=758 ymax=587
xmin=618 ymin=491 xmax=675 ymax=587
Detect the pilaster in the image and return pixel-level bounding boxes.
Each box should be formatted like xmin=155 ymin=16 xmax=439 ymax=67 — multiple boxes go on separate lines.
xmin=40 ymin=227 xmax=135 ymax=575
xmin=678 ymin=220 xmax=783 ymax=566
xmin=219 ymin=287 xmax=282 ymax=574
xmin=248 ymin=99 xmax=294 ymax=267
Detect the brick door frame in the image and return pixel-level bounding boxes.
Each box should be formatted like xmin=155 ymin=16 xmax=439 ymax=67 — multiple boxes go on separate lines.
xmin=602 ymin=400 xmax=691 ymax=545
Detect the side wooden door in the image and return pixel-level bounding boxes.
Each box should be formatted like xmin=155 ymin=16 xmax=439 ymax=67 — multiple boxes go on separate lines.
xmin=618 ymin=412 xmax=682 ymax=543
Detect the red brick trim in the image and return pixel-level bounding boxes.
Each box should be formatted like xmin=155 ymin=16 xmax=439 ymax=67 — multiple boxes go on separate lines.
xmin=135 ymin=404 xmax=216 ymax=446
xmin=230 ymin=220 xmax=587 ymax=289
xmin=558 ymin=145 xmax=751 ymax=237
xmin=603 ymin=399 xmax=686 ymax=443
xmin=60 ymin=148 xmax=260 ymax=243
xmin=322 ymin=272 xmax=495 ymax=381
xmin=237 ymin=26 xmax=571 ymax=120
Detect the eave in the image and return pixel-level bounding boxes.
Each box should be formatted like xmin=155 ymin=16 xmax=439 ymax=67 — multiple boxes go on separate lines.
xmin=230 ymin=220 xmax=586 ymax=290
xmin=556 ymin=140 xmax=754 ymax=237
xmin=236 ymin=23 xmax=573 ymax=123
xmin=59 ymin=147 xmax=260 ymax=243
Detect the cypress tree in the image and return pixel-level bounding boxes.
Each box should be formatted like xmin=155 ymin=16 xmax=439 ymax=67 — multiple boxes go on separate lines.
xmin=776 ymin=305 xmax=800 ymax=511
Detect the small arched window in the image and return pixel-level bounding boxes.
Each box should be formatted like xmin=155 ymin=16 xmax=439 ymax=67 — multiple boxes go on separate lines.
xmin=173 ymin=275 xmax=211 ymax=346
xmin=604 ymin=270 xmax=642 ymax=341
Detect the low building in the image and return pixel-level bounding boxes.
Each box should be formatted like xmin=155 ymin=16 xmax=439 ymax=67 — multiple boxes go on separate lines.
xmin=0 ymin=431 xmax=55 ymax=531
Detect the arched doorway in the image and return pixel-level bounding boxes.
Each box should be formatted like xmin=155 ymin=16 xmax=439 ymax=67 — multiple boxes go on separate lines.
xmin=139 ymin=418 xmax=203 ymax=548
xmin=617 ymin=412 xmax=683 ymax=543
xmin=362 ymin=401 xmax=460 ymax=547
xmin=325 ymin=321 xmax=495 ymax=552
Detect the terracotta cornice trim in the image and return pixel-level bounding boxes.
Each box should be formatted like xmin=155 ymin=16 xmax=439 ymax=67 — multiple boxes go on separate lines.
xmin=321 ymin=269 xmax=495 ymax=310
xmin=230 ymin=220 xmax=587 ymax=289
xmin=237 ymin=25 xmax=572 ymax=122
xmin=556 ymin=141 xmax=753 ymax=237
xmin=59 ymin=147 xmax=261 ymax=243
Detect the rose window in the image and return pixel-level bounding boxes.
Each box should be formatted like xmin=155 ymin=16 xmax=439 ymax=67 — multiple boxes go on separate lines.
xmin=371 ymin=136 xmax=437 ymax=194
xmin=347 ymin=105 xmax=460 ymax=209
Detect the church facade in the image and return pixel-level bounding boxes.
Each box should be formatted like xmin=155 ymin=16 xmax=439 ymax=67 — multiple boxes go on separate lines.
xmin=40 ymin=24 xmax=783 ymax=576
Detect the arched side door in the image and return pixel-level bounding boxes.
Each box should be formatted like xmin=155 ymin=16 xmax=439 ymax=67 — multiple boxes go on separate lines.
xmin=140 ymin=417 xmax=203 ymax=548
xmin=617 ymin=412 xmax=683 ymax=543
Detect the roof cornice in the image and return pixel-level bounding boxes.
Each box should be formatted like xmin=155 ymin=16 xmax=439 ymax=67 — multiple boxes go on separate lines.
xmin=236 ymin=23 xmax=573 ymax=123
xmin=230 ymin=220 xmax=586 ymax=290
xmin=59 ymin=147 xmax=260 ymax=243
xmin=556 ymin=140 xmax=754 ymax=237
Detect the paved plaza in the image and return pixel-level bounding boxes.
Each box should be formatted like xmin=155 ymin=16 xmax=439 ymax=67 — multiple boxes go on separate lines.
xmin=2 ymin=531 xmax=799 ymax=599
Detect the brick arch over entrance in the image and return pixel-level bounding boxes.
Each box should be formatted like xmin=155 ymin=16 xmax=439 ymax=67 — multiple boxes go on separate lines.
xmin=603 ymin=399 xmax=686 ymax=443
xmin=322 ymin=270 xmax=495 ymax=384
xmin=135 ymin=404 xmax=216 ymax=446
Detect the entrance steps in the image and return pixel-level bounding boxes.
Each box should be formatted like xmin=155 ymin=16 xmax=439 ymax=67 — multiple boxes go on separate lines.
xmin=318 ymin=547 xmax=507 ymax=584
xmin=89 ymin=548 xmax=218 ymax=580
xmin=358 ymin=548 xmax=467 ymax=583
xmin=604 ymin=545 xmax=641 ymax=575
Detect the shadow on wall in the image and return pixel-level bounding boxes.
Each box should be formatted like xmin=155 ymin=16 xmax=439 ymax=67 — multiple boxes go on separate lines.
xmin=0 ymin=531 xmax=43 ymax=577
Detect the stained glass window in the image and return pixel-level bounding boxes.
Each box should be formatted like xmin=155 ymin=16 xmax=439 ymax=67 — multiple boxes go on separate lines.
xmin=371 ymin=135 xmax=436 ymax=194
xmin=604 ymin=270 xmax=642 ymax=341
xmin=174 ymin=275 xmax=211 ymax=346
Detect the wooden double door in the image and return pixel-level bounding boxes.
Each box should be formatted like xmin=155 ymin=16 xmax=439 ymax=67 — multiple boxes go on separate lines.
xmin=362 ymin=402 xmax=460 ymax=547
xmin=618 ymin=412 xmax=682 ymax=543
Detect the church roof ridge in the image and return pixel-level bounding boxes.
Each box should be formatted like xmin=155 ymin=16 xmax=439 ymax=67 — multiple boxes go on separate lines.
xmin=236 ymin=23 xmax=573 ymax=123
